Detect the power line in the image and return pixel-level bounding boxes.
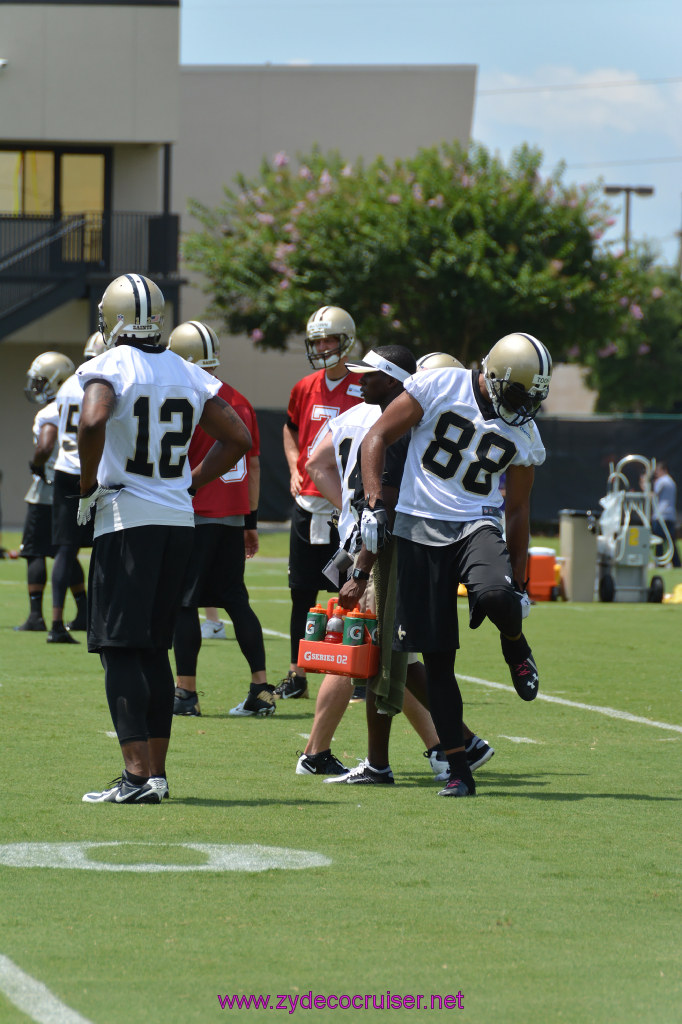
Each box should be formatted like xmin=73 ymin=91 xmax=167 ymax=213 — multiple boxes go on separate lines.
xmin=477 ymin=76 xmax=682 ymax=96
xmin=565 ymin=156 xmax=682 ymax=169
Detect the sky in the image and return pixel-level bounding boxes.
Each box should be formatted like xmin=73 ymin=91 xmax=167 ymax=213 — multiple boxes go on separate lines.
xmin=181 ymin=0 xmax=682 ymax=266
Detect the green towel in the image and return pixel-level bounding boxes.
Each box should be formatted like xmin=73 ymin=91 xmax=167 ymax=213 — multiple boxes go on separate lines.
xmin=368 ymin=541 xmax=407 ymax=717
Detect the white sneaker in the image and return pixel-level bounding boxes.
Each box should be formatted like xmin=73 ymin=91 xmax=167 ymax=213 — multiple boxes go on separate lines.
xmin=148 ymin=776 xmax=169 ymax=800
xmin=201 ymin=620 xmax=226 ymax=639
xmin=424 ymin=748 xmax=450 ymax=782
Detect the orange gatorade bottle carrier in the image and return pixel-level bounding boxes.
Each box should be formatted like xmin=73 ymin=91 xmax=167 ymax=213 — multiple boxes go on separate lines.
xmin=297 ymin=600 xmax=379 ymax=678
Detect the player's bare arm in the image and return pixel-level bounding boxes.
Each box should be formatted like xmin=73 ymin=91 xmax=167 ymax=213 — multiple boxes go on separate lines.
xmin=360 ymin=391 xmax=423 ymax=505
xmin=283 ymin=422 xmax=303 ymax=497
xmin=504 ymin=463 xmax=534 ymax=585
xmin=306 ymin=432 xmax=343 ymax=509
xmin=194 ymin=396 xmax=251 ymax=489
xmin=78 ymin=380 xmax=117 ymax=492
xmin=32 ymin=422 xmax=58 ymax=469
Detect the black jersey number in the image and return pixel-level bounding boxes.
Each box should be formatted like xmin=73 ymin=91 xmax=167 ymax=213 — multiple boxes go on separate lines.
xmin=126 ymin=396 xmax=194 ymax=479
xmin=338 ymin=436 xmax=362 ymax=495
xmin=421 ymin=411 xmax=517 ymax=496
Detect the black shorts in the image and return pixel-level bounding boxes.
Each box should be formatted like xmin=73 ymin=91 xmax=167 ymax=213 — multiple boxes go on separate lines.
xmin=180 ymin=523 xmax=247 ymax=607
xmin=52 ymin=470 xmax=94 ymax=548
xmin=287 ymin=504 xmax=339 ymax=592
xmin=20 ymin=503 xmax=57 ymax=558
xmin=87 ymin=524 xmax=194 ymax=653
xmin=394 ymin=525 xmax=515 ymax=653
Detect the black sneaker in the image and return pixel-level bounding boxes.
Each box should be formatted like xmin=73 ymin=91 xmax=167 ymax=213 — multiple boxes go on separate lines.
xmin=296 ymin=750 xmax=349 ymax=776
xmin=274 ymin=667 xmax=309 ymax=700
xmin=173 ymin=687 xmax=201 ymax=716
xmin=438 ymin=776 xmax=476 ymax=797
xmin=14 ymin=615 xmax=47 ymax=632
xmin=82 ymin=770 xmax=161 ymax=804
xmin=501 ymin=635 xmax=539 ymax=701
xmin=47 ymin=623 xmax=79 ymax=644
xmin=508 ymin=653 xmax=539 ymax=701
xmin=274 ymin=670 xmax=309 ymax=699
xmin=466 ymin=735 xmax=495 ymax=772
xmin=229 ymin=688 xmax=277 ymax=717
xmin=324 ymin=758 xmax=395 ymax=785
xmin=66 ymin=612 xmax=87 ymax=632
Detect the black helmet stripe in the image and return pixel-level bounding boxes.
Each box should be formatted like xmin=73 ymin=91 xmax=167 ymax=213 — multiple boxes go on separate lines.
xmin=189 ymin=320 xmax=211 ymax=360
xmin=519 ymin=332 xmax=550 ymax=377
xmin=124 ymin=273 xmax=152 ymax=327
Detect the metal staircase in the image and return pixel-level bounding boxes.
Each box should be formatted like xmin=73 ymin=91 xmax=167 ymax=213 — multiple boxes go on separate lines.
xmin=0 ymin=212 xmax=180 ymax=340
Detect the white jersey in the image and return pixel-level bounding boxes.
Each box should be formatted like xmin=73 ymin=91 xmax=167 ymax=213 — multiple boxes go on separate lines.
xmin=24 ymin=401 xmax=59 ymax=505
xmin=396 ymin=367 xmax=545 ymax=522
xmin=328 ymin=403 xmax=381 ymax=542
xmin=77 ymin=344 xmax=221 ymax=536
xmin=54 ymin=373 xmax=85 ymax=475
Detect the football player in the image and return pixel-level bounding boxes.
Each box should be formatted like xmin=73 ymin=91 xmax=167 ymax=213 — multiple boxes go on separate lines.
xmin=78 ymin=275 xmax=250 ymax=804
xmin=15 ymin=351 xmax=83 ymax=632
xmin=276 ymin=306 xmax=363 ymax=701
xmin=165 ymin=321 xmax=273 ymax=719
xmin=360 ymin=332 xmax=551 ymax=796
xmin=47 ymin=332 xmax=106 ymax=642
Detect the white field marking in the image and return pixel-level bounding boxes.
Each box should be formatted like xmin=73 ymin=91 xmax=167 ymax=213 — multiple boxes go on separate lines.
xmin=0 ymin=953 xmax=94 ymax=1024
xmin=499 ymin=735 xmax=542 ymax=744
xmin=0 ymin=842 xmax=331 ymax=873
xmin=103 ymin=731 xmax=117 ymax=739
xmin=298 ymin=733 xmax=311 ymax=739
xmin=262 ymin=627 xmax=290 ymax=639
xmin=0 ymin=580 xmax=22 ymax=585
xmin=459 ymin=674 xmax=682 ymax=735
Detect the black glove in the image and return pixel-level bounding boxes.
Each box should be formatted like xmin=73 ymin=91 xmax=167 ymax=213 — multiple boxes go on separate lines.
xmin=29 ymin=461 xmax=46 ymax=481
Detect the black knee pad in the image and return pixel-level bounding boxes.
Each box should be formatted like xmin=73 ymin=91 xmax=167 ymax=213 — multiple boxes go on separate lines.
xmin=470 ymin=585 xmax=521 ymax=636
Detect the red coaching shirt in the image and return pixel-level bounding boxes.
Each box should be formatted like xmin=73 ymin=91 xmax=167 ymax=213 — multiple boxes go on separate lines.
xmin=189 ymin=381 xmax=260 ymax=518
xmin=287 ymin=368 xmax=363 ymax=498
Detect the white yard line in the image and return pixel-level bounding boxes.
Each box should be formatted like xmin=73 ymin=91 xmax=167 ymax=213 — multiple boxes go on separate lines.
xmin=0 ymin=954 xmax=94 ymax=1024
xmin=459 ymin=674 xmax=682 ymax=734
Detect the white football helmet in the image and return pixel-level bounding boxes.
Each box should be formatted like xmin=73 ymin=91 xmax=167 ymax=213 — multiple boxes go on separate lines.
xmin=167 ymin=321 xmax=220 ymax=368
xmin=98 ymin=273 xmax=165 ymax=349
xmin=24 ymin=351 xmax=75 ymax=404
xmin=305 ymin=306 xmax=356 ymax=370
xmin=416 ymin=352 xmax=464 ymax=371
xmin=482 ymin=332 xmax=552 ymax=426
xmin=83 ymin=331 xmax=106 ymax=360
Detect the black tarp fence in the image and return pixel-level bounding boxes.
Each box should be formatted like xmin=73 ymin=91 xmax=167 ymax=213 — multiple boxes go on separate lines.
xmin=255 ymin=410 xmax=682 ymax=529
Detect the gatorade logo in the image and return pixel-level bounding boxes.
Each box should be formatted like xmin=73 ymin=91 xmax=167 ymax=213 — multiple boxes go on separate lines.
xmin=305 ymin=622 xmax=317 ymax=636
xmin=370 ymin=627 xmax=378 ymax=643
xmin=348 ymin=624 xmax=364 ymax=642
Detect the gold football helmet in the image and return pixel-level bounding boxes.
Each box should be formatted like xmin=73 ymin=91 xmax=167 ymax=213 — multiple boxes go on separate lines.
xmin=167 ymin=321 xmax=220 ymax=369
xmin=83 ymin=331 xmax=106 ymax=360
xmin=98 ymin=273 xmax=165 ymax=348
xmin=416 ymin=352 xmax=464 ymax=371
xmin=482 ymin=332 xmax=552 ymax=426
xmin=305 ymin=306 xmax=356 ymax=370
xmin=24 ymin=351 xmax=75 ymax=404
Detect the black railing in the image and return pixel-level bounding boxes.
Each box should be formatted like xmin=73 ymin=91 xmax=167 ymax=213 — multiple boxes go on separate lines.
xmin=0 ymin=211 xmax=179 ymax=332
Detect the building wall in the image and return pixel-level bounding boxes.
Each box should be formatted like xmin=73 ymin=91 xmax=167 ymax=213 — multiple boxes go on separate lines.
xmin=0 ymin=2 xmax=179 ymax=143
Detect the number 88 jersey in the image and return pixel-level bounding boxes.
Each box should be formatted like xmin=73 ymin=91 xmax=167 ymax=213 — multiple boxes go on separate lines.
xmin=396 ymin=367 xmax=545 ymax=522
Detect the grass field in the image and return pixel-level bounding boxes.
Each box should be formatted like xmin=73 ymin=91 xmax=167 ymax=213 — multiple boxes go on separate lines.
xmin=0 ymin=528 xmax=680 ymax=1023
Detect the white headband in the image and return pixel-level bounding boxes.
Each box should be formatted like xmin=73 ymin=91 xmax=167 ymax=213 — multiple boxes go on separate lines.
xmin=345 ymin=349 xmax=411 ymax=382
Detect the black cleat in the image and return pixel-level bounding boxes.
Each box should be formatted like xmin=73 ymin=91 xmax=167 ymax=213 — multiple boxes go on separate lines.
xmin=274 ymin=670 xmax=309 ymax=699
xmin=14 ymin=615 xmax=47 ymax=632
xmin=507 ymin=654 xmax=539 ymax=701
xmin=438 ymin=776 xmax=476 ymax=797
xmin=296 ymin=750 xmax=349 ymax=776
xmin=173 ymin=687 xmax=201 ymax=716
xmin=466 ymin=736 xmax=495 ymax=772
xmin=47 ymin=624 xmax=79 ymax=644
xmin=324 ymin=759 xmax=394 ymax=785
xmin=66 ymin=613 xmax=88 ymax=632
xmin=229 ymin=688 xmax=277 ymax=717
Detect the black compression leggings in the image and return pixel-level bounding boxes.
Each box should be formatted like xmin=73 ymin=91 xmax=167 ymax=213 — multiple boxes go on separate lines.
xmin=100 ymin=647 xmax=175 ymax=744
xmin=422 ymin=649 xmax=464 ymax=751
